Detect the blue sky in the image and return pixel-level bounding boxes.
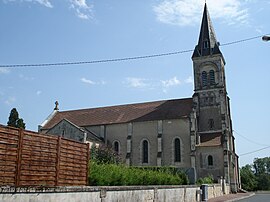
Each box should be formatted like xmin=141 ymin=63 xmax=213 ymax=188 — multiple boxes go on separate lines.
xmin=0 ymin=0 xmax=269 ymax=166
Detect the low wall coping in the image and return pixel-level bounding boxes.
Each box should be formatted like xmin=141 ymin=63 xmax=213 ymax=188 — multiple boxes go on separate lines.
xmin=0 ymin=185 xmax=201 ymax=194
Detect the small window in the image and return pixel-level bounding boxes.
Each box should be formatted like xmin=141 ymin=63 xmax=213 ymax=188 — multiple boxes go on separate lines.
xmin=208 ymin=155 xmax=213 ymax=166
xmin=203 ymin=40 xmax=209 ymax=49
xmin=202 ymin=71 xmax=207 ymax=87
xmin=208 ymin=119 xmax=214 ymax=130
xmin=209 ymin=70 xmax=215 ymax=85
xmin=174 ymin=138 xmax=181 ymax=162
xmin=114 ymin=141 xmax=120 ymax=154
xmin=142 ymin=140 xmax=148 ymax=163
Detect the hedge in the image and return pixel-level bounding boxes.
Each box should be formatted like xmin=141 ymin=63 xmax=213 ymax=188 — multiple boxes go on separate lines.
xmin=89 ymin=161 xmax=188 ymax=186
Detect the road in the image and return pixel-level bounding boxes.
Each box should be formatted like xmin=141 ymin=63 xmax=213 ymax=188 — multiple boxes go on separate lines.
xmin=238 ymin=193 xmax=270 ymax=202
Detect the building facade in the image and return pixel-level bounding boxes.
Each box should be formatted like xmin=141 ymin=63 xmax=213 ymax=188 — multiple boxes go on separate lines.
xmin=39 ymin=4 xmax=240 ymax=191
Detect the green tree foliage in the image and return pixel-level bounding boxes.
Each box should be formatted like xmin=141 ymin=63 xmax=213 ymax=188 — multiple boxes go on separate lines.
xmin=7 ymin=108 xmax=26 ymax=129
xmin=253 ymin=157 xmax=270 ymax=175
xmin=240 ymin=165 xmax=257 ymax=191
xmin=241 ymin=157 xmax=270 ymax=191
xmin=256 ymin=173 xmax=270 ymax=191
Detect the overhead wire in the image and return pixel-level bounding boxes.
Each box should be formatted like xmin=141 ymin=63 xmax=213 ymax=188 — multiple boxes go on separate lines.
xmin=239 ymin=146 xmax=270 ymax=157
xmin=0 ymin=33 xmax=269 ymax=68
xmin=233 ymin=130 xmax=270 ymax=147
xmin=234 ymin=129 xmax=270 ymax=156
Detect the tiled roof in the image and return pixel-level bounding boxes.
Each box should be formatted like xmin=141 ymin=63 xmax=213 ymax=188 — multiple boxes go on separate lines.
xmin=41 ymin=98 xmax=193 ymax=130
xmin=199 ymin=133 xmax=222 ymax=147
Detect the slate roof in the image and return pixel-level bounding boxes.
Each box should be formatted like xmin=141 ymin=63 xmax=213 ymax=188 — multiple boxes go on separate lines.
xmin=192 ymin=3 xmax=222 ymax=58
xmin=41 ymin=98 xmax=193 ymax=130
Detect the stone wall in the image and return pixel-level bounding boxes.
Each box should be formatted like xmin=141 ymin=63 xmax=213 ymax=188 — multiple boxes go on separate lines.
xmin=0 ymin=184 xmax=230 ymax=202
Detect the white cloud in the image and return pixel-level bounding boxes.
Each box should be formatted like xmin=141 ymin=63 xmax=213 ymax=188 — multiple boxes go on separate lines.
xmin=36 ymin=90 xmax=42 ymax=96
xmin=35 ymin=0 xmax=52 ymax=8
xmin=161 ymin=76 xmax=181 ymax=87
xmin=161 ymin=76 xmax=181 ymax=93
xmin=4 ymin=0 xmax=53 ymax=8
xmin=70 ymin=0 xmax=94 ymax=20
xmin=81 ymin=77 xmax=95 ymax=85
xmin=184 ymin=76 xmax=193 ymax=84
xmin=80 ymin=77 xmax=106 ymax=85
xmin=5 ymin=97 xmax=16 ymax=105
xmin=124 ymin=77 xmax=148 ymax=88
xmin=153 ymin=0 xmax=249 ymax=26
xmin=100 ymin=80 xmax=107 ymax=85
xmin=19 ymin=74 xmax=34 ymax=81
xmin=4 ymin=0 xmax=95 ymax=20
xmin=0 ymin=68 xmax=10 ymax=74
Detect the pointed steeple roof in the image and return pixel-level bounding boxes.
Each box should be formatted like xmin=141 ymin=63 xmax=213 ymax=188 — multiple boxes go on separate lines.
xmin=192 ymin=3 xmax=222 ymax=58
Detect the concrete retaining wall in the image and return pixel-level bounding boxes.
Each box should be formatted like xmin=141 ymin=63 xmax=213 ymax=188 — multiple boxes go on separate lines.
xmin=0 ymin=184 xmax=230 ymax=202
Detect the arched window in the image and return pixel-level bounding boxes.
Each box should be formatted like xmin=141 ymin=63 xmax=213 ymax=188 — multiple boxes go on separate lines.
xmin=113 ymin=141 xmax=120 ymax=154
xmin=202 ymin=71 xmax=207 ymax=87
xmin=174 ymin=138 xmax=181 ymax=162
xmin=209 ymin=70 xmax=215 ymax=85
xmin=142 ymin=140 xmax=149 ymax=163
xmin=208 ymin=155 xmax=213 ymax=166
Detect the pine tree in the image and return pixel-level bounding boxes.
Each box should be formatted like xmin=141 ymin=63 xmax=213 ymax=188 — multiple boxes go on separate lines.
xmin=17 ymin=118 xmax=26 ymax=129
xmin=7 ymin=108 xmax=26 ymax=129
xmin=7 ymin=108 xmax=19 ymax=127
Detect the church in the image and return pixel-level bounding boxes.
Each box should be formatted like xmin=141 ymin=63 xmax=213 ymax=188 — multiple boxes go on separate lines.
xmin=39 ymin=3 xmax=240 ymax=191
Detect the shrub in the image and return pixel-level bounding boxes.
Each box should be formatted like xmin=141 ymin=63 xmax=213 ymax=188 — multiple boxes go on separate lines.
xmin=89 ymin=161 xmax=188 ymax=186
xmin=90 ymin=145 xmax=121 ymax=164
xmin=196 ymin=175 xmax=214 ymax=185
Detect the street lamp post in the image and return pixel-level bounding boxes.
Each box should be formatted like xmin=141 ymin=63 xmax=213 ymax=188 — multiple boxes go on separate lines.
xmin=262 ymin=35 xmax=270 ymax=42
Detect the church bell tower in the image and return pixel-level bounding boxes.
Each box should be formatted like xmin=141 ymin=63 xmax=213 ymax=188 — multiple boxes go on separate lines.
xmin=191 ymin=3 xmax=239 ymax=191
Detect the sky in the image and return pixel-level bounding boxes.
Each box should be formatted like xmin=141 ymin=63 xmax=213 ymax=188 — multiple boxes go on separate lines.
xmin=0 ymin=0 xmax=269 ymax=167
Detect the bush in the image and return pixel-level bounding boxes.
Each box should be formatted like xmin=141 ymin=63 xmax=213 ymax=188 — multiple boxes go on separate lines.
xmin=89 ymin=161 xmax=188 ymax=186
xmin=196 ymin=175 xmax=214 ymax=185
xmin=90 ymin=145 xmax=121 ymax=164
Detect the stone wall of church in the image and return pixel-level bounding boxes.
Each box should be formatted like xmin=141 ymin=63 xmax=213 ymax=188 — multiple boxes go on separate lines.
xmin=86 ymin=118 xmax=192 ymax=168
xmin=105 ymin=123 xmax=128 ymax=162
xmin=196 ymin=146 xmax=224 ymax=181
xmin=86 ymin=125 xmax=103 ymax=138
xmin=198 ymin=107 xmax=222 ymax=132
xmin=162 ymin=119 xmax=191 ymax=168
xmin=131 ymin=121 xmax=158 ymax=166
xmin=47 ymin=120 xmax=86 ymax=142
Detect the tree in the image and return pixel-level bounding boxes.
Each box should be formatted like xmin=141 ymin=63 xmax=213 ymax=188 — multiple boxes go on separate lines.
xmin=7 ymin=108 xmax=26 ymax=129
xmin=240 ymin=164 xmax=257 ymax=191
xmin=254 ymin=157 xmax=270 ymax=175
xmin=256 ymin=173 xmax=270 ymax=190
xmin=253 ymin=157 xmax=270 ymax=190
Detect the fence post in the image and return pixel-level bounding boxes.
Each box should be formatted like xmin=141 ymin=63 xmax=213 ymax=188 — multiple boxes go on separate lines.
xmin=86 ymin=143 xmax=90 ymax=185
xmin=55 ymin=136 xmax=61 ymax=186
xmin=15 ymin=129 xmax=24 ymax=187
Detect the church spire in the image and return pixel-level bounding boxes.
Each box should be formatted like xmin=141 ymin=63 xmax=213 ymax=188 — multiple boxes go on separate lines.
xmin=192 ymin=3 xmax=222 ymax=58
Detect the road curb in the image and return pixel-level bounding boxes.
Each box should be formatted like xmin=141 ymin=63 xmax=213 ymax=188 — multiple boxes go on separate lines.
xmin=226 ymin=193 xmax=255 ymax=202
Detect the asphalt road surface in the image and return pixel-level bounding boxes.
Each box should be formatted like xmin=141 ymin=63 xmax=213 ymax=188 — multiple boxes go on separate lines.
xmin=238 ymin=193 xmax=270 ymax=202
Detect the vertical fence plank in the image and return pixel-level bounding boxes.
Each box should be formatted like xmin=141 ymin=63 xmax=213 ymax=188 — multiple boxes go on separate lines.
xmin=15 ymin=129 xmax=23 ymax=187
xmin=86 ymin=143 xmax=90 ymax=185
xmin=55 ymin=136 xmax=61 ymax=186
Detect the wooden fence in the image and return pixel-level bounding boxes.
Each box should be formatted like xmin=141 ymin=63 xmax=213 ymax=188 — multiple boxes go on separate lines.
xmin=0 ymin=125 xmax=89 ymax=187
